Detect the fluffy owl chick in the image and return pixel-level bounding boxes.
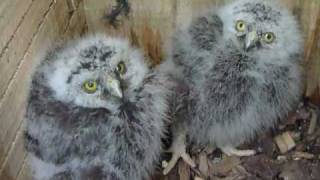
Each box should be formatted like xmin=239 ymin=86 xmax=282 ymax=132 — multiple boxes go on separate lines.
xmin=162 ymin=0 xmax=304 ymax=174
xmin=25 ymin=35 xmax=172 ymax=180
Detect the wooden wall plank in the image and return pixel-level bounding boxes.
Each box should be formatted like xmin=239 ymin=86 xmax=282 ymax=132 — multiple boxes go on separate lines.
xmin=64 ymin=1 xmax=87 ymax=38
xmin=16 ymin=160 xmax=32 ymax=180
xmin=0 ymin=0 xmax=70 ymax=168
xmin=0 ymin=0 xmax=33 ymax=53
xmin=0 ymin=0 xmax=87 ymax=179
xmin=0 ymin=0 xmax=54 ymax=99
xmin=0 ymin=129 xmax=26 ymax=180
xmin=67 ymin=0 xmax=83 ymax=12
xmin=84 ymin=0 xmax=175 ymax=64
xmin=83 ymin=0 xmax=107 ymax=33
xmin=304 ymin=1 xmax=320 ymax=103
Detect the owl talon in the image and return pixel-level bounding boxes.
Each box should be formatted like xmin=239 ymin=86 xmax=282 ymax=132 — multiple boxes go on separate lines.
xmin=163 ymin=134 xmax=195 ymax=175
xmin=221 ymin=146 xmax=256 ymax=156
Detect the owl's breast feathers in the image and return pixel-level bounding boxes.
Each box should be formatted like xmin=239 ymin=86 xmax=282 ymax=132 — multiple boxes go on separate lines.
xmin=25 ymin=71 xmax=170 ymax=178
xmin=200 ymin=49 xmax=256 ymax=123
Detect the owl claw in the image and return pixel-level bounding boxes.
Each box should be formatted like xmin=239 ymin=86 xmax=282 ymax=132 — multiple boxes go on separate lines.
xmin=221 ymin=146 xmax=256 ymax=156
xmin=162 ymin=134 xmax=195 ymax=175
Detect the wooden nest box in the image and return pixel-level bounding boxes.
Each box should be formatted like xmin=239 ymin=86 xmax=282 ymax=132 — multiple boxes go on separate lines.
xmin=0 ymin=0 xmax=319 ymax=179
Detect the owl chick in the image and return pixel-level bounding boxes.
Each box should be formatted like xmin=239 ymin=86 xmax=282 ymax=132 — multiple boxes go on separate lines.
xmin=24 ymin=35 xmax=172 ymax=180
xmin=162 ymin=0 xmax=304 ymax=174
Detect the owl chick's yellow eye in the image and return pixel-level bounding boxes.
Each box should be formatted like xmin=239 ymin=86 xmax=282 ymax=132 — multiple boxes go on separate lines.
xmin=263 ymin=32 xmax=275 ymax=43
xmin=83 ymin=80 xmax=97 ymax=94
xmin=117 ymin=61 xmax=126 ymax=75
xmin=235 ymin=20 xmax=246 ymax=32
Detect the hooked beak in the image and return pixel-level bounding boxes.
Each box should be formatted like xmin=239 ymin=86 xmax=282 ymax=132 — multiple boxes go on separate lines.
xmin=105 ymin=75 xmax=123 ymax=98
xmin=245 ymin=30 xmax=258 ymax=51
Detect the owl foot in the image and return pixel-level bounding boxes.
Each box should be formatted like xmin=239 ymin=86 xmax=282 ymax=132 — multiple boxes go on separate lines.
xmin=162 ymin=134 xmax=196 ymax=175
xmin=221 ymin=146 xmax=256 ymax=156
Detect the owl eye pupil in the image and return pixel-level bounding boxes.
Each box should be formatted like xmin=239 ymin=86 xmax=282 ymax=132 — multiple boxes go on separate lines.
xmin=87 ymin=82 xmax=94 ymax=87
xmin=116 ymin=61 xmax=126 ymax=75
xmin=236 ymin=20 xmax=246 ymax=32
xmin=83 ymin=80 xmax=97 ymax=93
xmin=263 ymin=32 xmax=275 ymax=43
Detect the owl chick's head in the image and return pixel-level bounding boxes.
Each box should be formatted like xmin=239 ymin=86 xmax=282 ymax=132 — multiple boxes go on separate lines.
xmin=42 ymin=35 xmax=148 ymax=111
xmin=218 ymin=0 xmax=302 ymax=60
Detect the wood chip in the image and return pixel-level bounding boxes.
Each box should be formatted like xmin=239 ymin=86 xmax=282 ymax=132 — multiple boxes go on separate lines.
xmin=198 ymin=152 xmax=209 ymax=177
xmin=274 ymin=131 xmax=296 ymax=154
xmin=276 ymin=155 xmax=288 ymax=162
xmin=178 ymin=160 xmax=191 ymax=180
xmin=307 ymin=109 xmax=318 ymax=135
xmin=292 ymin=152 xmax=315 ymax=160
xmin=194 ymin=176 xmax=204 ymax=180
xmin=209 ymin=156 xmax=241 ymax=176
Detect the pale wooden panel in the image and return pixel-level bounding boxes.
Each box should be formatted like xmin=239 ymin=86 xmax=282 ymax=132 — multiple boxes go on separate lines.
xmin=0 ymin=0 xmax=70 ymax=167
xmin=66 ymin=0 xmax=83 ymax=12
xmin=0 ymin=0 xmax=33 ymax=53
xmin=279 ymin=0 xmax=320 ymax=101
xmin=0 ymin=0 xmax=87 ymax=178
xmin=89 ymin=0 xmax=176 ymax=64
xmin=303 ymin=1 xmax=320 ymax=102
xmin=83 ymin=0 xmax=108 ymax=33
xmin=125 ymin=0 xmax=175 ymax=64
xmin=16 ymin=160 xmax=32 ymax=180
xmin=64 ymin=0 xmax=87 ymax=38
xmin=0 ymin=128 xmax=26 ymax=180
xmin=0 ymin=0 xmax=54 ymax=99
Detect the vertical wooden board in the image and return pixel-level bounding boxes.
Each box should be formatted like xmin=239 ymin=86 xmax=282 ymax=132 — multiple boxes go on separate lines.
xmin=0 ymin=128 xmax=26 ymax=180
xmin=16 ymin=160 xmax=32 ymax=180
xmin=0 ymin=0 xmax=33 ymax=52
xmin=0 ymin=0 xmax=54 ymax=99
xmin=280 ymin=0 xmax=320 ymax=102
xmin=128 ymin=0 xmax=175 ymax=64
xmin=85 ymin=0 xmax=175 ymax=62
xmin=66 ymin=0 xmax=83 ymax=12
xmin=52 ymin=0 xmax=72 ymax=35
xmin=64 ymin=1 xmax=87 ymax=38
xmin=83 ymin=0 xmax=108 ymax=33
xmin=16 ymin=159 xmax=32 ymax=180
xmin=3 ymin=1 xmax=87 ymax=177
xmin=304 ymin=1 xmax=320 ymax=102
xmin=0 ymin=0 xmax=71 ymax=167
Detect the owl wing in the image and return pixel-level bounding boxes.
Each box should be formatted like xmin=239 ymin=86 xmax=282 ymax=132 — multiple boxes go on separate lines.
xmin=188 ymin=14 xmax=223 ymax=51
xmin=170 ymin=13 xmax=223 ymax=82
xmin=255 ymin=60 xmax=303 ymax=129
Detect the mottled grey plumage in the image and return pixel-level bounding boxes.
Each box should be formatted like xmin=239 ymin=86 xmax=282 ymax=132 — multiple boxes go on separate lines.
xmin=25 ymin=35 xmax=172 ymax=180
xmin=161 ymin=0 xmax=304 ymax=172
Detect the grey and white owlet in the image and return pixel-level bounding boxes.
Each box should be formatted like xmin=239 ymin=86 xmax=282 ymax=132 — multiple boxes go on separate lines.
xmin=24 ymin=35 xmax=172 ymax=180
xmin=161 ymin=0 xmax=304 ymax=173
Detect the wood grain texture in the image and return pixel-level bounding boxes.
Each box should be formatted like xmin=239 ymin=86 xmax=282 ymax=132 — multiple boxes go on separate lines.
xmin=0 ymin=129 xmax=26 ymax=180
xmin=0 ymin=0 xmax=54 ymax=167
xmin=84 ymin=0 xmax=175 ymax=64
xmin=0 ymin=0 xmax=319 ymax=179
xmin=64 ymin=0 xmax=87 ymax=38
xmin=0 ymin=0 xmax=54 ymax=100
xmin=0 ymin=0 xmax=66 ymax=171
xmin=0 ymin=0 xmax=87 ymax=178
xmin=16 ymin=159 xmax=32 ymax=180
xmin=0 ymin=0 xmax=33 ymax=53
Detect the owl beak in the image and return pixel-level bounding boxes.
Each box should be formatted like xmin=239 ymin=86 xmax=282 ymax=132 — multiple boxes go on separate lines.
xmin=245 ymin=30 xmax=258 ymax=51
xmin=105 ymin=75 xmax=123 ymax=98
